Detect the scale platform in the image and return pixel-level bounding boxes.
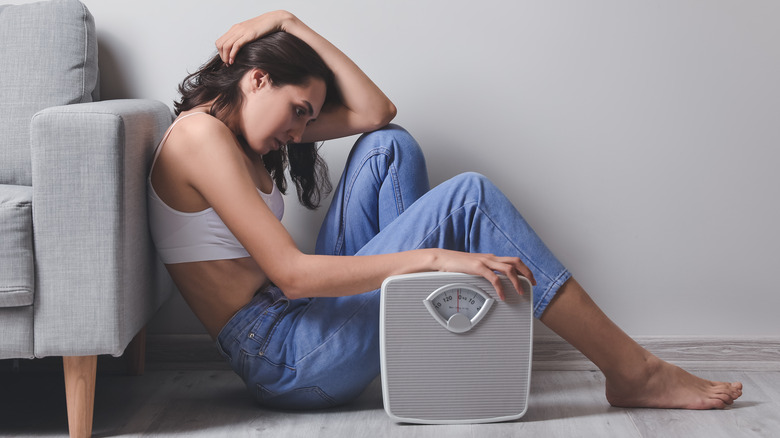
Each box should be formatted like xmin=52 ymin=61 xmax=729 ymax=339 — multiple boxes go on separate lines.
xmin=380 ymin=272 xmax=533 ymax=424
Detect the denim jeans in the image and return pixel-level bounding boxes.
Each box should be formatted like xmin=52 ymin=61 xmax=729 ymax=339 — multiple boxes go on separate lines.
xmin=217 ymin=124 xmax=571 ymax=409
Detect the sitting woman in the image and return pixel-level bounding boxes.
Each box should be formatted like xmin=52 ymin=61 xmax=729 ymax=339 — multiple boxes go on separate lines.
xmin=148 ymin=10 xmax=742 ymax=410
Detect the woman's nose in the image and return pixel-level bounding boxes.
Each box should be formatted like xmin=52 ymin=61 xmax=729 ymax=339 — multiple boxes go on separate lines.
xmin=289 ymin=122 xmax=306 ymax=143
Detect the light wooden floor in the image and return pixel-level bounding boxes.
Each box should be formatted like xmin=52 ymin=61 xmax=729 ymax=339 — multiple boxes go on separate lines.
xmin=0 ymin=364 xmax=777 ymax=437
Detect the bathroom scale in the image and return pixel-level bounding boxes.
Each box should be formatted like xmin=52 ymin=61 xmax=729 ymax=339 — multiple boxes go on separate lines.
xmin=379 ymin=272 xmax=533 ymax=424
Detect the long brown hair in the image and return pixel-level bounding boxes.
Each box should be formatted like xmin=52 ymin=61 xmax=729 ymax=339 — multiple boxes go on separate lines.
xmin=175 ymin=32 xmax=337 ymax=209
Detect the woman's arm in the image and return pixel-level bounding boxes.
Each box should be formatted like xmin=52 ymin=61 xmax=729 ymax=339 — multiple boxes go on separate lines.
xmin=176 ymin=117 xmax=533 ymax=301
xmin=290 ymin=249 xmax=535 ymax=302
xmin=215 ymin=10 xmax=396 ymax=142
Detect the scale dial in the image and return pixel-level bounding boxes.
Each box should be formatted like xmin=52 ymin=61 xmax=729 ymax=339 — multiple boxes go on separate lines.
xmin=423 ymin=283 xmax=495 ymax=333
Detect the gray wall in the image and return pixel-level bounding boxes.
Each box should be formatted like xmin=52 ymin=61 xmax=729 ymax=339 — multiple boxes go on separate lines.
xmin=20 ymin=0 xmax=780 ymax=337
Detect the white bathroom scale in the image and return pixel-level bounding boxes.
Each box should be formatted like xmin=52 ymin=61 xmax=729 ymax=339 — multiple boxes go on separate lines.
xmin=379 ymin=272 xmax=534 ymax=424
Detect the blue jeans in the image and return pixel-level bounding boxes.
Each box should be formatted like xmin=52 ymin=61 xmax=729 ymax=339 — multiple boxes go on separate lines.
xmin=217 ymin=124 xmax=571 ymax=409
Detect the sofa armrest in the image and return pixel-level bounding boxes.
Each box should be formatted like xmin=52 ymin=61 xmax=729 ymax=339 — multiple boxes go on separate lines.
xmin=30 ymin=99 xmax=174 ymax=357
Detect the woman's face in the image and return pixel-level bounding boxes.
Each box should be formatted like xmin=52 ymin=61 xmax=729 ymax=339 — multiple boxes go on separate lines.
xmin=238 ymin=69 xmax=326 ymax=155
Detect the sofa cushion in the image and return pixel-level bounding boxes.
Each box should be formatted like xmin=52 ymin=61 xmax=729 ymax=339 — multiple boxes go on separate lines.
xmin=0 ymin=185 xmax=34 ymax=308
xmin=0 ymin=0 xmax=99 ymax=186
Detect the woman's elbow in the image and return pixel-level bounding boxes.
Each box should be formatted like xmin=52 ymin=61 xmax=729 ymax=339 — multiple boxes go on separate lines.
xmin=379 ymin=101 xmax=397 ymax=127
xmin=273 ymin=273 xmax=308 ymax=300
xmin=366 ymin=100 xmax=396 ymax=131
xmin=281 ymin=288 xmax=305 ymax=301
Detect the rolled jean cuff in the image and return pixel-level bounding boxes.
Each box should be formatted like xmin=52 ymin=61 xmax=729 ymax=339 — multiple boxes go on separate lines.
xmin=532 ymin=269 xmax=572 ymax=318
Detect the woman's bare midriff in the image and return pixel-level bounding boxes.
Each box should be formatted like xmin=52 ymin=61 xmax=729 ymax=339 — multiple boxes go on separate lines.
xmin=164 ymin=257 xmax=271 ymax=339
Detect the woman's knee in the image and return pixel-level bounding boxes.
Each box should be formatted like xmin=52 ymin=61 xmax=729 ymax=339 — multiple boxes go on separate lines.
xmin=352 ymin=124 xmax=425 ymax=164
xmin=440 ymin=172 xmax=504 ymax=205
xmin=345 ymin=124 xmax=429 ymax=198
xmin=450 ymin=172 xmax=493 ymax=190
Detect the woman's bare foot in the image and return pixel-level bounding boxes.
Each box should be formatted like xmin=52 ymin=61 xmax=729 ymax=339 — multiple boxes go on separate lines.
xmin=540 ymin=278 xmax=744 ymax=410
xmin=605 ymin=354 xmax=743 ymax=409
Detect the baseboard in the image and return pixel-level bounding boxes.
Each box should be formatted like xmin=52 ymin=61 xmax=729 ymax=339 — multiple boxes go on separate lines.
xmin=531 ymin=335 xmax=780 ymax=372
xmin=145 ymin=334 xmax=780 ymax=372
xmin=4 ymin=335 xmax=776 ymax=374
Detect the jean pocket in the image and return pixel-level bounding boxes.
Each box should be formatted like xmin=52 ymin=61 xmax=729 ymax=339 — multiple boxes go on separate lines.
xmin=256 ymin=384 xmax=338 ymax=410
xmin=244 ymin=300 xmax=290 ymax=354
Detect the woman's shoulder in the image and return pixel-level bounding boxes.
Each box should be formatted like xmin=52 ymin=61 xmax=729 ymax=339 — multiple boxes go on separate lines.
xmin=170 ymin=111 xmax=232 ymax=142
xmin=156 ymin=111 xmax=253 ymax=196
xmin=164 ymin=111 xmax=241 ymax=161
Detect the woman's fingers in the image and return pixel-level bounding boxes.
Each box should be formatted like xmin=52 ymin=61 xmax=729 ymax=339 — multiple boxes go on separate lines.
xmin=215 ymin=25 xmax=238 ymax=63
xmin=486 ymin=256 xmax=536 ymax=300
xmin=216 ymin=25 xmax=251 ymax=65
xmin=436 ymin=250 xmax=536 ymax=301
xmin=216 ymin=38 xmax=232 ymax=64
xmin=497 ymin=256 xmax=536 ymax=286
xmin=227 ymin=36 xmax=244 ymax=65
xmin=478 ymin=267 xmax=506 ymax=302
xmin=216 ymin=12 xmax=294 ymax=65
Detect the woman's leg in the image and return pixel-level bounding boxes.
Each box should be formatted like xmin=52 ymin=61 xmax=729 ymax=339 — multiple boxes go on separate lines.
xmin=286 ymin=127 xmax=569 ymax=406
xmin=540 ymin=279 xmax=743 ymax=409
xmin=283 ymin=171 xmax=571 ymax=407
xmin=352 ymin=171 xmax=571 ymax=316
xmin=357 ymin=173 xmax=742 ymax=410
xmin=315 ymin=124 xmax=429 ymax=257
xmin=265 ymin=125 xmax=741 ymax=410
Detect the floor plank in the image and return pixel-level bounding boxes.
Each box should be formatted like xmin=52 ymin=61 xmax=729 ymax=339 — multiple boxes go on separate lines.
xmin=518 ymin=370 xmax=641 ymax=438
xmin=0 ymin=367 xmax=778 ymax=437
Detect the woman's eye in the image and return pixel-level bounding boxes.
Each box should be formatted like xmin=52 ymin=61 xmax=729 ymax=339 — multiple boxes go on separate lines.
xmin=295 ymin=107 xmax=306 ymax=117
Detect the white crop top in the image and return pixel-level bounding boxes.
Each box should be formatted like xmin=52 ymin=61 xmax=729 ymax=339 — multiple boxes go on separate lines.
xmin=147 ymin=112 xmax=284 ymax=264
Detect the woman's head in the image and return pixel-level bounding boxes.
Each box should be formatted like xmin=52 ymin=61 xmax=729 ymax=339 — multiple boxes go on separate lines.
xmin=175 ymin=31 xmax=337 ymax=119
xmin=175 ymin=31 xmax=336 ymax=209
xmin=237 ymin=69 xmax=326 ymax=156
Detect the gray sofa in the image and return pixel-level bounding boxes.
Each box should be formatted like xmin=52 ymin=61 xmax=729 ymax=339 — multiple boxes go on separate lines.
xmin=0 ymin=0 xmax=173 ymax=436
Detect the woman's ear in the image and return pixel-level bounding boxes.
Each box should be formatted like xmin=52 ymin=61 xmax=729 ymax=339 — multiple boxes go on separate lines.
xmin=250 ymin=68 xmax=272 ymax=91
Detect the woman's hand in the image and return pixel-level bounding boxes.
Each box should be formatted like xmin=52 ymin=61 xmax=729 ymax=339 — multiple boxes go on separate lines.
xmin=215 ymin=10 xmax=296 ymax=65
xmin=431 ymin=249 xmax=537 ymax=301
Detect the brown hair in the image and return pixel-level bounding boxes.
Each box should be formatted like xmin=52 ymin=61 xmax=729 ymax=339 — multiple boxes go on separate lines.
xmin=175 ymin=31 xmax=338 ymax=209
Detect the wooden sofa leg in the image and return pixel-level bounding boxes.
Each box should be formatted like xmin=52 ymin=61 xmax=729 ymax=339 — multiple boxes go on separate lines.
xmin=124 ymin=326 xmax=147 ymax=376
xmin=63 ymin=355 xmax=97 ymax=438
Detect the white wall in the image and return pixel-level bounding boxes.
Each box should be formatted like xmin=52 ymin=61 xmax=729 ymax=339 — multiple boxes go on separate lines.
xmin=28 ymin=0 xmax=780 ymax=336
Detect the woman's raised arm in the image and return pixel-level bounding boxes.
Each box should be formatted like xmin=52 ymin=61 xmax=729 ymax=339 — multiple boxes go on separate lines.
xmin=216 ymin=10 xmax=396 ymax=141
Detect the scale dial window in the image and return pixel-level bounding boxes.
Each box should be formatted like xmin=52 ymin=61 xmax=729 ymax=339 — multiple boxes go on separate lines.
xmin=423 ymin=283 xmax=495 ymax=333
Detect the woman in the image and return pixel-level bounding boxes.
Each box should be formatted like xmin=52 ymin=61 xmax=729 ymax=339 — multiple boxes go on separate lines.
xmin=149 ymin=10 xmax=742 ymax=410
